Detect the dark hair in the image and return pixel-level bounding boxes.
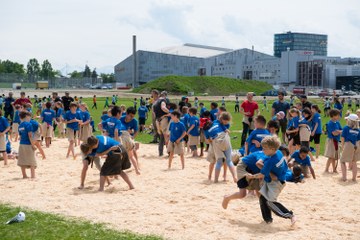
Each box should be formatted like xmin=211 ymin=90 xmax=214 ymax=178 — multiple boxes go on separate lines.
xmin=69 ymin=102 xmax=78 ymax=108
xmin=171 ymin=110 xmax=181 ymax=119
xmin=210 ymin=102 xmax=218 ymax=108
xmin=219 ymin=106 xmax=226 ymax=112
xmin=45 ymin=102 xmax=52 ymax=109
xmin=199 ymin=102 xmax=204 ymax=106
xmin=15 ymin=104 xmax=21 ymax=110
xmin=255 ymin=115 xmax=266 ymax=126
xmin=19 ymin=111 xmax=29 ymax=119
xmin=102 ymin=110 xmax=108 ymax=115
xmin=202 ymin=110 xmax=211 ymax=118
xmin=111 ymin=106 xmax=121 ymax=117
xmin=80 ymin=143 xmax=91 ymax=154
xmin=278 ymin=91 xmax=285 ymax=96
xmin=126 ymin=106 xmax=136 ymax=115
xmin=302 ymin=108 xmax=312 ymax=119
xmin=87 ymin=136 xmax=99 ymax=147
xmin=329 ymin=109 xmax=340 ymax=117
xmin=181 ymin=106 xmax=189 ymax=114
xmin=189 ymin=107 xmax=197 ymax=115
xmin=311 ymin=104 xmax=321 ymax=113
xmin=203 ymin=121 xmax=213 ymax=131
xmin=279 ymin=145 xmax=290 ymax=156
xmin=168 ymin=102 xmax=177 ymax=110
xmin=299 ymin=146 xmax=310 ymax=154
xmin=292 ymin=165 xmax=303 ymax=182
xmin=267 ymin=120 xmax=279 ymax=131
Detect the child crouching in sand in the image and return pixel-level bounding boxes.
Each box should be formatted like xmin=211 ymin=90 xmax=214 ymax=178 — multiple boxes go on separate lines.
xmin=17 ymin=111 xmax=37 ymax=179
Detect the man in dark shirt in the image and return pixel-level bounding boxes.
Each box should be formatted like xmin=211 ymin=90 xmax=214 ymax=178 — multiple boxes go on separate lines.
xmin=300 ymin=95 xmax=312 ymax=110
xmin=4 ymin=92 xmax=15 ymax=120
xmin=62 ymin=91 xmax=74 ymax=111
xmin=271 ymin=91 xmax=290 ymax=143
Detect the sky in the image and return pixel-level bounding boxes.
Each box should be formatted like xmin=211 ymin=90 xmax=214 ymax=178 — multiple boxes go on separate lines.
xmin=1 ymin=0 xmax=360 ymax=74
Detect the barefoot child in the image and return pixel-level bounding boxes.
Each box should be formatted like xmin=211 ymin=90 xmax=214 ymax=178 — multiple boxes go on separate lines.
xmin=138 ymin=101 xmax=148 ymax=133
xmin=55 ymin=102 xmax=65 ymax=138
xmin=0 ymin=109 xmax=10 ymax=165
xmin=340 ymin=114 xmax=360 ymax=181
xmin=310 ymin=105 xmax=322 ymax=159
xmin=324 ymin=109 xmax=342 ymax=173
xmin=79 ymin=103 xmax=92 ymax=143
xmin=40 ymin=102 xmax=56 ymax=148
xmin=168 ymin=111 xmax=186 ymax=169
xmin=187 ymin=107 xmax=200 ymax=157
xmin=199 ymin=110 xmax=211 ymax=156
xmin=30 ymin=116 xmax=46 ymax=159
xmin=246 ymin=136 xmax=296 ymax=225
xmin=64 ymin=102 xmax=82 ymax=158
xmin=17 ymin=111 xmax=37 ymax=178
xmin=84 ymin=136 xmax=134 ymax=191
xmin=286 ymin=108 xmax=300 ymax=154
xmin=12 ymin=105 xmax=22 ymax=142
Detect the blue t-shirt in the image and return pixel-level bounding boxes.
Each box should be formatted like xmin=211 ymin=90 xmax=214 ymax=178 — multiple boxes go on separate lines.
xmin=65 ymin=110 xmax=82 ymax=130
xmin=80 ymin=111 xmax=90 ymax=123
xmin=204 ymin=120 xmax=229 ymax=139
xmin=180 ymin=113 xmax=190 ymax=129
xmin=120 ymin=116 xmax=138 ymax=134
xmin=101 ymin=114 xmax=110 ymax=121
xmin=291 ymin=150 xmax=311 ymax=167
xmin=188 ymin=115 xmax=200 ymax=136
xmin=19 ymin=121 xmax=32 ymax=145
xmin=287 ymin=116 xmax=299 ymax=129
xmin=199 ymin=107 xmax=207 ymax=117
xmin=30 ymin=119 xmax=39 ymax=132
xmin=4 ymin=97 xmax=15 ymax=112
xmin=241 ymin=151 xmax=264 ymax=174
xmin=341 ymin=126 xmax=360 ymax=145
xmin=105 ymin=117 xmax=123 ymax=138
xmin=138 ymin=106 xmax=148 ymax=118
xmin=311 ymin=112 xmax=322 ymax=134
xmin=272 ymin=101 xmax=290 ymax=115
xmin=13 ymin=110 xmax=21 ymax=124
xmin=41 ymin=109 xmax=56 ymax=125
xmin=56 ymin=108 xmax=64 ymax=119
xmin=94 ymin=135 xmax=120 ymax=154
xmin=0 ymin=116 xmax=10 ymax=132
xmin=261 ymin=150 xmax=287 ymax=182
xmin=326 ymin=120 xmax=342 ymax=141
xmin=246 ymin=128 xmax=270 ymax=153
xmin=209 ymin=108 xmax=218 ymax=121
xmin=169 ymin=121 xmax=186 ymax=143
xmin=285 ymin=169 xmax=304 ymax=183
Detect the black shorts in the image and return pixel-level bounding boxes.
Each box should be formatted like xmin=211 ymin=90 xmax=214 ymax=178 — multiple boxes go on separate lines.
xmin=139 ymin=117 xmax=146 ymax=125
xmin=357 ymin=104 xmax=360 ymax=108
xmin=310 ymin=133 xmax=321 ymax=144
xmin=324 ymin=107 xmax=330 ymax=112
xmin=279 ymin=119 xmax=287 ymax=133
xmin=301 ymin=141 xmax=310 ymax=149
xmin=348 ymin=104 xmax=352 ymax=108
xmin=237 ymin=177 xmax=249 ymax=189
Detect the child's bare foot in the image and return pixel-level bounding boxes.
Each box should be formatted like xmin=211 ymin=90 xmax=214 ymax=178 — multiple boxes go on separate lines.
xmin=352 ymin=178 xmax=357 ymax=182
xmin=291 ymin=215 xmax=297 ymax=226
xmin=333 ymin=170 xmax=338 ymax=174
xmin=341 ymin=178 xmax=347 ymax=182
xmin=22 ymin=176 xmax=28 ymax=179
xmin=222 ymin=196 xmax=230 ymax=209
xmin=78 ymin=185 xmax=84 ymax=189
xmin=136 ymin=170 xmax=141 ymax=175
xmin=233 ymin=177 xmax=237 ymax=183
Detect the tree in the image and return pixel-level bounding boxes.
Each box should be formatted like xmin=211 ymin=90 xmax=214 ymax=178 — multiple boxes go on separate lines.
xmin=27 ymin=58 xmax=41 ymax=82
xmin=83 ymin=65 xmax=91 ymax=78
xmin=101 ymin=73 xmax=115 ymax=83
xmin=91 ymin=68 xmax=98 ymax=85
xmin=70 ymin=70 xmax=82 ymax=78
xmin=0 ymin=60 xmax=25 ymax=74
xmin=40 ymin=59 xmax=54 ymax=80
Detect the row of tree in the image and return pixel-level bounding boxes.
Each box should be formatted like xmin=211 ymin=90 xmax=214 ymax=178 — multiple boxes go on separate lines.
xmin=0 ymin=59 xmax=115 ymax=82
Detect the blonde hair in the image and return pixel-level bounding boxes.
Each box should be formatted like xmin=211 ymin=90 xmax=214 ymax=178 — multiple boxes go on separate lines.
xmin=289 ymin=108 xmax=300 ymax=117
xmin=347 ymin=119 xmax=359 ymax=129
xmin=261 ymin=136 xmax=281 ymax=150
xmin=219 ymin=111 xmax=231 ymax=122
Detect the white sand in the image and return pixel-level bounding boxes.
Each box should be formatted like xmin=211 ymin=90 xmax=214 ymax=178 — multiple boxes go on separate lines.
xmin=0 ymin=138 xmax=359 ymax=240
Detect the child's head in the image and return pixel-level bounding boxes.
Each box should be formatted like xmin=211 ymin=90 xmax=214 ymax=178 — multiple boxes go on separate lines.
xmin=111 ymin=106 xmax=121 ymax=117
xmin=202 ymin=110 xmax=211 ymax=118
xmin=295 ymin=102 xmax=302 ymax=110
xmin=219 ymin=106 xmax=226 ymax=113
xmin=254 ymin=115 xmax=266 ymax=129
xmin=126 ymin=107 xmax=136 ymax=119
xmin=210 ymin=102 xmax=218 ymax=109
xmin=182 ymin=106 xmax=189 ymax=114
xmin=263 ymin=96 xmax=266 ymax=99
xmin=276 ymin=111 xmax=285 ymax=120
xmin=69 ymin=102 xmax=78 ymax=112
xmin=267 ymin=120 xmax=279 ymax=134
xmin=15 ymin=104 xmax=22 ymax=110
xmin=279 ymin=145 xmax=290 ymax=157
xmin=189 ymin=107 xmax=197 ymax=116
xmin=302 ymin=108 xmax=312 ymax=119
xmin=55 ymin=102 xmax=63 ymax=108
xmin=120 ymin=105 xmax=126 ymax=112
xmin=45 ymin=102 xmax=52 ymax=109
xmin=87 ymin=136 xmax=99 ymax=148
xmin=261 ymin=136 xmax=281 ymax=156
xmin=199 ymin=102 xmax=204 ymax=107
xmin=19 ymin=111 xmax=31 ymax=121
xmin=292 ymin=165 xmax=303 ymax=183
xmin=218 ymin=112 xmax=231 ymax=125
xmin=168 ymin=102 xmax=177 ymax=111
xmin=311 ymin=104 xmax=321 ymax=114
xmin=80 ymin=143 xmax=92 ymax=155
xmin=299 ymin=146 xmax=309 ymax=159
xmin=102 ymin=110 xmax=108 ymax=115
xmin=345 ymin=114 xmax=360 ymax=129
xmin=171 ymin=111 xmax=181 ymax=121
xmin=329 ymin=109 xmax=341 ymax=120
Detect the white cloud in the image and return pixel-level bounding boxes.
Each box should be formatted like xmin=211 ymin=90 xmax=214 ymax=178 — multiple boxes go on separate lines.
xmin=1 ymin=0 xmax=359 ymax=73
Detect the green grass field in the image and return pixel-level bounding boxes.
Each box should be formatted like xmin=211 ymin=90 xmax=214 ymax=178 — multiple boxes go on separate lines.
xmin=0 ymin=204 xmax=162 ymax=240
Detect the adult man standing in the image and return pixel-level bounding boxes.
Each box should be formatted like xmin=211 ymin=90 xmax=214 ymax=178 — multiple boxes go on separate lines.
xmin=13 ymin=91 xmax=32 ymax=107
xmin=240 ymin=92 xmax=259 ymax=147
xmin=150 ymin=90 xmax=160 ymax=144
xmin=300 ymin=95 xmax=312 ymax=110
xmin=4 ymin=92 xmax=15 ymax=120
xmin=271 ymin=91 xmax=290 ymax=143
xmin=62 ymin=91 xmax=74 ymax=112
xmin=153 ymin=90 xmax=170 ymax=156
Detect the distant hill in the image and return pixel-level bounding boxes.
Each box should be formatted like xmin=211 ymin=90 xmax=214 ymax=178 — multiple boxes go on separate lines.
xmin=133 ymin=75 xmax=272 ymax=96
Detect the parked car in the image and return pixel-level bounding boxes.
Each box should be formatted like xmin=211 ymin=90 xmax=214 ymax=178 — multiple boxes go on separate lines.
xmin=261 ymin=90 xmax=286 ymax=96
xmin=343 ymin=91 xmax=357 ymax=96
xmin=101 ymin=85 xmax=108 ymax=89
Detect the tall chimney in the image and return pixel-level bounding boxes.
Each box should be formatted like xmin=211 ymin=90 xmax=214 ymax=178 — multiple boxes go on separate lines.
xmin=133 ymin=35 xmax=137 ymax=88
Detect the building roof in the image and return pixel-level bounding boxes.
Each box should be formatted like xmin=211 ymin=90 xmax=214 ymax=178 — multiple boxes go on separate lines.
xmin=155 ymin=43 xmax=233 ymax=58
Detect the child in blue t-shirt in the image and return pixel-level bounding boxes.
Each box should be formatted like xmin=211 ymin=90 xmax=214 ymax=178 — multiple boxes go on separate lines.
xmin=340 ymin=114 xmax=360 ymax=182
xmin=40 ymin=102 xmax=56 ymax=148
xmin=12 ymin=105 xmax=22 ymax=142
xmin=245 ymin=115 xmax=270 ymax=155
xmin=168 ymin=111 xmax=186 ymax=169
xmin=324 ymin=109 xmax=342 ymax=173
xmin=286 ymin=108 xmax=301 ymax=154
xmin=18 ymin=111 xmax=37 ymax=178
xmin=288 ymin=146 xmax=316 ymax=179
xmin=55 ymin=101 xmax=65 ymax=138
xmin=310 ymin=105 xmax=322 ymax=159
xmin=64 ymin=103 xmax=82 ymax=158
xmin=138 ymin=102 xmax=148 ymax=133
xmin=187 ymin=107 xmax=200 ymax=157
xmin=246 ymin=136 xmax=296 ymax=225
xmin=0 ymin=109 xmax=11 ymax=165
xmin=285 ymin=165 xmax=304 ymax=183
xmin=209 ymin=102 xmax=219 ymax=122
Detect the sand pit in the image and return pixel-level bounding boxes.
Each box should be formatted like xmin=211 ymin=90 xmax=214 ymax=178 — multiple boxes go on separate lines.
xmin=0 ymin=138 xmax=359 ymax=240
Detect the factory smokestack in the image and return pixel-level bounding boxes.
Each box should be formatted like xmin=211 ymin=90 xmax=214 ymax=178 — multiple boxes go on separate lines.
xmin=133 ymin=35 xmax=137 ymax=88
